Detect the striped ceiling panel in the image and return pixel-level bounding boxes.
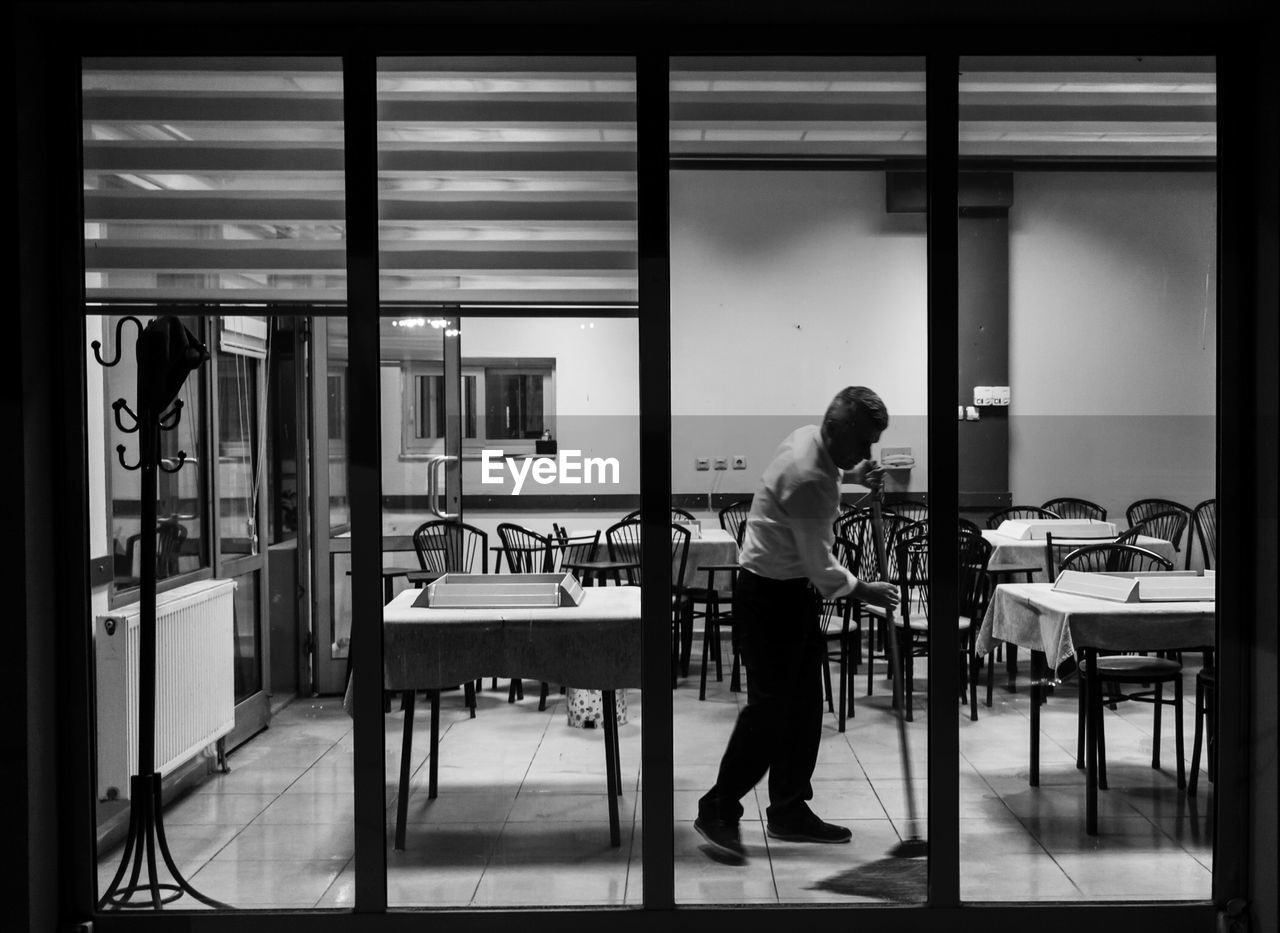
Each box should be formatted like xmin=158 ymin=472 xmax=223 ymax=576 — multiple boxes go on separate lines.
xmin=82 ymin=56 xmax=1212 ymax=306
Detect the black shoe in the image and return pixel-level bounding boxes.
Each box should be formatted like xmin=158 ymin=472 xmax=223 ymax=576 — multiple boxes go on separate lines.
xmin=766 ymin=808 xmax=851 ymax=844
xmin=694 ymin=816 xmax=747 ymax=864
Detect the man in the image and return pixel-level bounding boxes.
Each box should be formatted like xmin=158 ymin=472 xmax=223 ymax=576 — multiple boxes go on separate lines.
xmin=695 ymin=386 xmax=900 ymax=864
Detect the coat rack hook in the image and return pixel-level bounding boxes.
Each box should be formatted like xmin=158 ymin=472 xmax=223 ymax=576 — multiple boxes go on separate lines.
xmin=159 ymin=451 xmax=187 ymax=474
xmin=112 ymin=399 xmax=140 ymax=434
xmin=116 ymin=444 xmax=140 ymax=472
xmin=91 ymin=316 xmax=143 ymax=368
xmin=159 ymin=399 xmax=184 ymax=431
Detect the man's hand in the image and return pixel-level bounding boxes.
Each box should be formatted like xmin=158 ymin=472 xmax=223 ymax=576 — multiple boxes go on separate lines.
xmin=857 ymin=580 xmax=900 ymax=609
xmin=848 ymin=459 xmax=886 ymax=490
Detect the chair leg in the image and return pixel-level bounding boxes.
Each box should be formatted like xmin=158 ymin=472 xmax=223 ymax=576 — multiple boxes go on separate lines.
xmin=698 ymin=618 xmax=712 ymax=701
xmin=464 ymin=681 xmax=476 ymax=719
xmin=822 ymin=653 xmax=835 ymax=713
xmin=1174 ymin=675 xmax=1185 ymax=789
xmin=969 ymin=647 xmax=979 ymax=722
xmin=838 ymin=634 xmax=849 ymax=732
xmin=1097 ymin=687 xmax=1109 ymax=791
xmin=1188 ymin=676 xmax=1205 ymax=796
xmin=904 ymin=629 xmax=914 ymax=723
xmin=538 ymin=681 xmax=550 ymax=711
xmin=1077 ymin=671 xmax=1087 ymax=770
xmin=1206 ymin=683 xmax=1216 ymax=783
xmin=1151 ymin=681 xmax=1163 ymax=770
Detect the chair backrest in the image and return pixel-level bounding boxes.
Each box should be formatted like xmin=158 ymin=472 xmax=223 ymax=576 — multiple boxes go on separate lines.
xmin=719 ymin=499 xmax=751 ymax=546
xmin=834 ymin=509 xmax=881 ymax=582
xmin=1041 ymin=497 xmax=1107 ymax=521
xmin=496 ymin=523 xmax=554 ymax=573
xmin=156 ymin=519 xmax=187 ymax=577
xmin=606 ymin=519 xmax=690 ymax=592
xmin=1124 ymin=498 xmax=1193 ymax=557
xmin=883 ymin=494 xmax=928 ymax=525
xmin=1125 ymin=504 xmax=1191 ymax=568
xmin=895 ymin=529 xmax=930 ymax=624
xmin=1060 ymin=543 xmax=1174 ymax=574
xmin=412 ymin=520 xmax=488 ymax=574
xmin=986 ymin=505 xmax=1061 ymax=529
xmin=958 ymin=525 xmax=994 ymax=624
xmin=1192 ymin=498 xmax=1217 ymax=570
xmin=886 ymin=518 xmax=928 ymax=585
xmin=621 ymin=506 xmax=698 ymax=524
xmin=553 ymin=527 xmax=600 ymax=570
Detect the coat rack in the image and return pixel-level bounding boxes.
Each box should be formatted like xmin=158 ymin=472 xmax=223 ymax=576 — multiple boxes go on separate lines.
xmin=93 ymin=315 xmax=228 ymax=910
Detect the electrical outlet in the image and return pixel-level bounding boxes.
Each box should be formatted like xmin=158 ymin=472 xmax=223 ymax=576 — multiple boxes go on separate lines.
xmin=695 ymin=457 xmax=710 ymax=471
xmin=713 ymin=457 xmax=728 ymax=471
xmin=965 ymin=405 xmax=980 ymax=421
xmin=992 ymin=386 xmax=1010 ymax=406
xmin=973 ymin=386 xmax=994 ymax=406
xmin=731 ymin=454 xmax=746 ymax=470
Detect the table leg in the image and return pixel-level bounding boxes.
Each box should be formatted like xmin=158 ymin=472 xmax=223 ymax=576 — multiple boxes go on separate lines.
xmin=1085 ymin=648 xmax=1099 ymax=835
xmin=602 ymin=690 xmax=621 ymax=847
xmin=428 ymin=688 xmax=440 ymax=800
xmin=1030 ymin=652 xmax=1041 ymax=788
xmin=395 ymin=690 xmax=416 ymax=850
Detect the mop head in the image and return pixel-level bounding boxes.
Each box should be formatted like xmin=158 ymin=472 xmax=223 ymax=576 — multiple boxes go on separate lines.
xmin=809 ymin=856 xmax=927 ymax=901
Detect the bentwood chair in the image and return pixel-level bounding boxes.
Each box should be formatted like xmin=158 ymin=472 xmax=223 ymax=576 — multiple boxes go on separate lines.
xmin=495 ymin=523 xmax=558 ymax=707
xmin=889 ymin=521 xmax=931 ymax=720
xmin=622 ymin=506 xmax=697 ymax=524
xmin=1041 ymin=497 xmax=1107 ymax=522
xmin=1125 ymin=498 xmax=1194 ymax=568
xmin=1192 ymin=498 xmax=1218 ymax=570
xmin=1059 ymin=543 xmax=1185 ymax=790
xmin=986 ymin=505 xmax=1061 ymax=529
xmin=1188 ymin=665 xmax=1216 ymax=797
xmin=883 ymin=493 xmax=928 ymax=525
xmin=958 ymin=525 xmax=994 ymax=721
xmin=118 ymin=518 xmax=188 ymax=585
xmin=718 ymin=499 xmax=751 ymax=546
xmin=410 ymin=520 xmax=490 ymax=714
xmin=606 ymin=519 xmax=692 ymax=684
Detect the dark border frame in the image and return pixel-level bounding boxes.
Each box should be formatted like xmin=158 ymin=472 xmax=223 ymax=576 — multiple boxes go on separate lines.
xmin=14 ymin=2 xmax=1277 ymax=931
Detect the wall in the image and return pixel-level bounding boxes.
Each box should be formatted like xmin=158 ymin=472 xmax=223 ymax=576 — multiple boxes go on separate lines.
xmin=669 ymin=170 xmax=929 ymax=497
xmin=380 ymin=317 xmax=641 ymax=497
xmin=1007 ymin=172 xmax=1217 ymax=523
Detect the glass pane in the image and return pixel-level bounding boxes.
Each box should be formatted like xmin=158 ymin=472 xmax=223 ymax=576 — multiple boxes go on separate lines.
xmin=82 ymin=57 xmax=347 ymax=302
xmin=376 ymin=57 xmax=637 ymax=304
xmin=88 ymin=310 xmax=354 ymax=911
xmin=670 ymin=56 xmax=928 ymax=905
xmin=378 ymin=311 xmax=640 ymax=908
xmin=958 ymin=55 xmax=1216 ymax=902
xmin=96 ymin=313 xmax=211 ymax=592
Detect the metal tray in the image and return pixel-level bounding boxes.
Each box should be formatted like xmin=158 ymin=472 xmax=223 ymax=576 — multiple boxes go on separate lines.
xmin=415 ymin=572 xmax=585 ymax=608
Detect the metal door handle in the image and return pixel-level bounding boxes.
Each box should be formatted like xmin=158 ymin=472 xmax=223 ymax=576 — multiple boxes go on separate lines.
xmin=426 ymin=455 xmax=459 ymax=520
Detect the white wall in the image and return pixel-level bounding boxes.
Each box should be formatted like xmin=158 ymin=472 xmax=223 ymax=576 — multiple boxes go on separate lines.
xmin=1008 ymin=172 xmax=1217 ymax=521
xmin=670 ymin=170 xmax=929 ymax=497
xmin=380 ymin=317 xmax=641 ymax=497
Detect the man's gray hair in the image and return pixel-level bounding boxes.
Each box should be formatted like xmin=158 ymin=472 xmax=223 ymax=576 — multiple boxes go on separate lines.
xmin=824 ymin=386 xmax=889 ymax=433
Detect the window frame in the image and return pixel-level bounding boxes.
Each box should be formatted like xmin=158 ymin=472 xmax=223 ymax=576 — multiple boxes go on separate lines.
xmin=38 ymin=7 xmax=1269 ymax=932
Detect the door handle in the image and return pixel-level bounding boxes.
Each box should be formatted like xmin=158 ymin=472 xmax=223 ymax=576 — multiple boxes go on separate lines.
xmin=426 ymin=455 xmax=459 ymax=520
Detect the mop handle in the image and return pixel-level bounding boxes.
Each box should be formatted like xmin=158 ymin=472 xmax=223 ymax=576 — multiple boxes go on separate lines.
xmin=868 ymin=489 xmax=920 ymax=826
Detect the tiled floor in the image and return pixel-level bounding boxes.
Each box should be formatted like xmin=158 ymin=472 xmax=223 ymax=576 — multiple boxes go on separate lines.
xmin=96 ymin=648 xmax=1213 ymax=908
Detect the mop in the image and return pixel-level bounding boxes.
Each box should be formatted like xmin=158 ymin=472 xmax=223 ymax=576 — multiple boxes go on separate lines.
xmin=809 ymin=486 xmax=927 ymax=901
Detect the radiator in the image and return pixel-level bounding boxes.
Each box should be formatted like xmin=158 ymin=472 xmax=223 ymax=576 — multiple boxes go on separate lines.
xmin=95 ymin=578 xmax=237 ymax=802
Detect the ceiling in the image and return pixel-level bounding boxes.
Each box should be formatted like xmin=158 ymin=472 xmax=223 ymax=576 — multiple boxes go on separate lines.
xmin=81 ymin=56 xmax=1215 ymax=305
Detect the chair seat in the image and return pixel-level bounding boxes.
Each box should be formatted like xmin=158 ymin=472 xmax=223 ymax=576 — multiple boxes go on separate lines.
xmin=1084 ymin=655 xmax=1182 ymax=681
xmin=894 ymin=615 xmax=971 ymax=632
xmin=1197 ymin=666 xmax=1216 ymax=685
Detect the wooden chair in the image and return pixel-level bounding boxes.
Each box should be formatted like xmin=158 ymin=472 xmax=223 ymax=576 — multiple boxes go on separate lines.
xmin=883 ymin=493 xmax=928 ymax=525
xmin=1192 ymin=498 xmax=1217 ymax=570
xmin=959 ymin=525 xmax=994 ymax=721
xmin=606 ymin=519 xmax=692 ymax=685
xmin=495 ymin=523 xmax=557 ymax=707
xmin=1041 ymin=497 xmax=1107 ymax=521
xmin=718 ymin=499 xmax=751 ymax=546
xmin=986 ymin=505 xmax=1060 ymax=529
xmin=1060 ymin=544 xmax=1185 ymax=791
xmin=1125 ymin=498 xmax=1194 ymax=568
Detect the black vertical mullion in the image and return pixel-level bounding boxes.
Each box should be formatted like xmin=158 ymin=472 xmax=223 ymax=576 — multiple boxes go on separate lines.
xmin=925 ymin=52 xmax=961 ymax=909
xmin=1212 ymin=39 xmax=1266 ymax=913
xmin=343 ymin=52 xmax=388 ymax=915
xmin=637 ymin=51 xmax=675 ymax=911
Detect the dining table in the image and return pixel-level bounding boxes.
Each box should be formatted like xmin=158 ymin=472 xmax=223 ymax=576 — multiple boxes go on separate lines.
xmin=379 ymin=585 xmax=642 ymax=850
xmin=976 ymin=581 xmax=1215 ymax=834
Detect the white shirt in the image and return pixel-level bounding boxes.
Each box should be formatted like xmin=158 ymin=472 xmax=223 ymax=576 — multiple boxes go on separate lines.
xmin=737 ymin=424 xmax=858 ymax=599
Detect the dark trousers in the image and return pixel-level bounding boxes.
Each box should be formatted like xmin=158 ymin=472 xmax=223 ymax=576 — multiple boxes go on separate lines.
xmin=698 ymin=569 xmax=825 ymax=823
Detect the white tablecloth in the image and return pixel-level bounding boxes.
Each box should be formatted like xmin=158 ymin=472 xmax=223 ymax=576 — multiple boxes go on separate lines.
xmin=976 ymin=581 xmax=1215 ymax=671
xmin=981 ymin=530 xmax=1177 ymax=580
